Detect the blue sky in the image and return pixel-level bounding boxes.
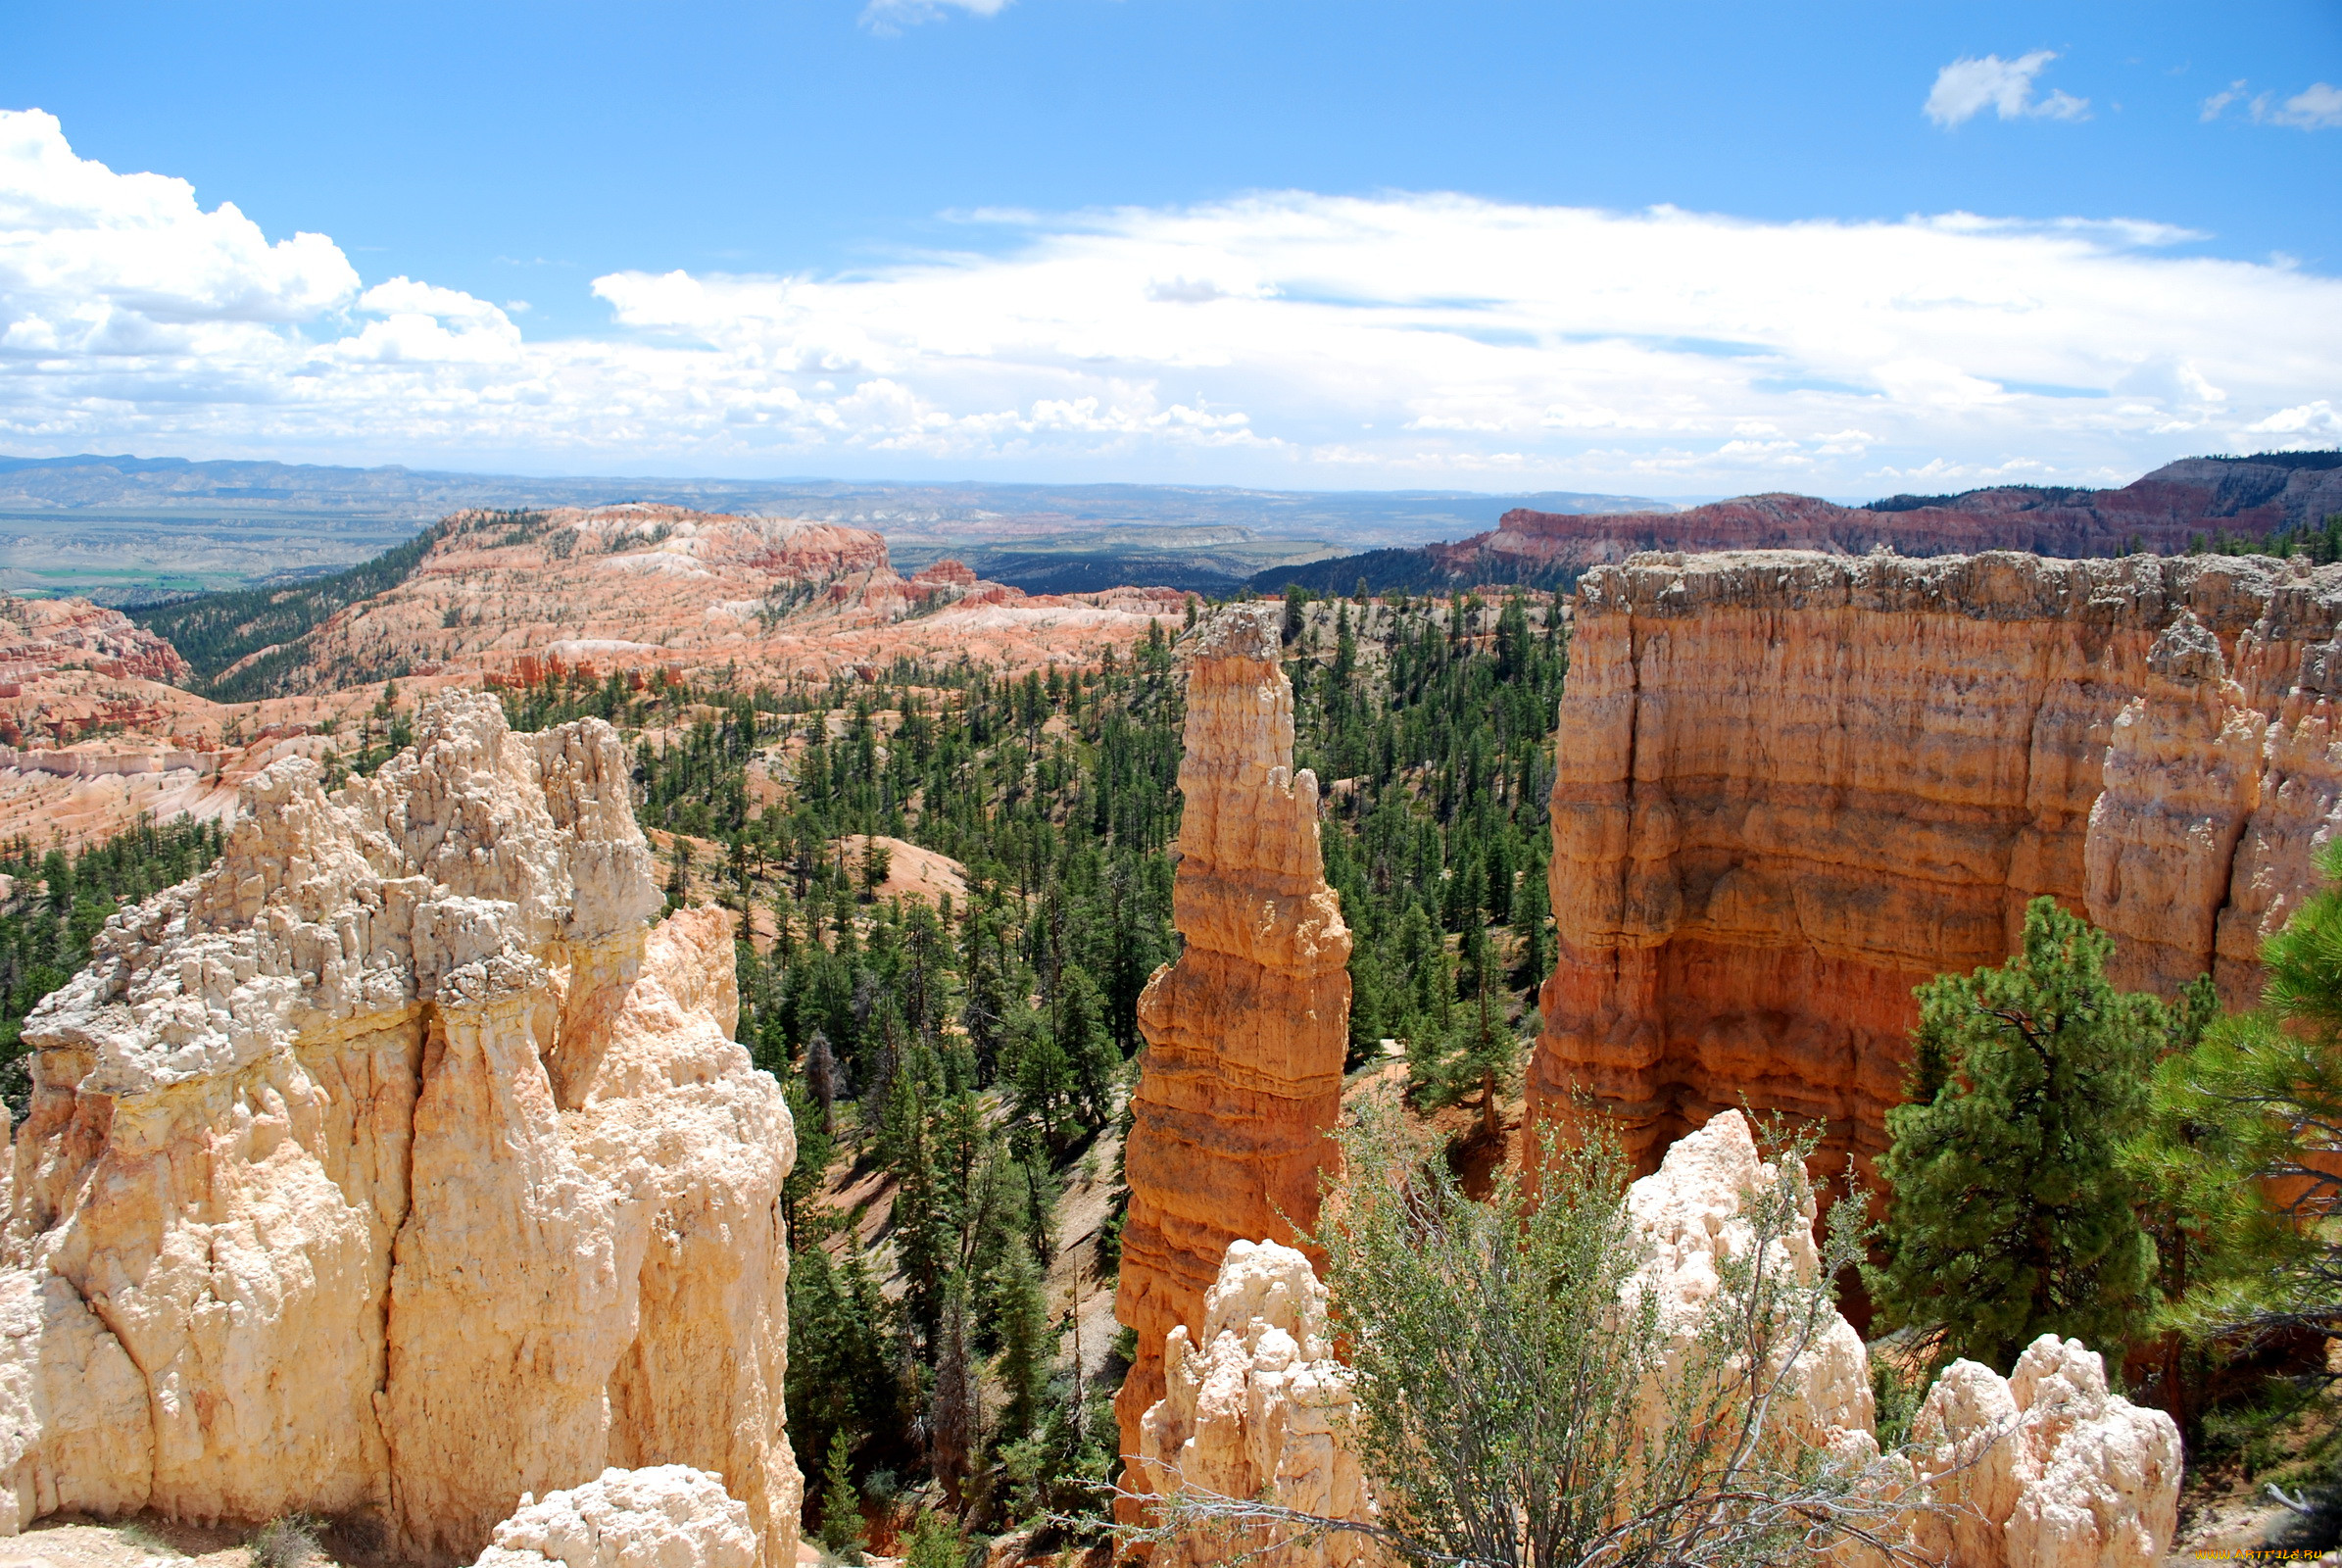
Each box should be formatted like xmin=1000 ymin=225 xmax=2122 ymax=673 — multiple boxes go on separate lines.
xmin=2 ymin=0 xmax=2338 ymax=495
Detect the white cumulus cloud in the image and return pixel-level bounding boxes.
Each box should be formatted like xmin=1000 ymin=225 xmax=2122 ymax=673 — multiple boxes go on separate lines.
xmin=1925 ymin=51 xmax=2090 ymax=127
xmin=861 ymin=0 xmax=1009 ymax=32
xmin=2209 ymin=80 xmax=2342 ymax=129
xmin=2263 ymin=82 xmax=2342 ymax=129
xmin=0 ymin=107 xmax=357 ymax=374
xmin=2249 ymin=401 xmax=2342 ymax=437
xmin=3 ymin=109 xmax=2340 ymax=491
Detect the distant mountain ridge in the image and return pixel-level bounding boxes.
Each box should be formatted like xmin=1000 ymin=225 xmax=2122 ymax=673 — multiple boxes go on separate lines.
xmin=1254 ymin=452 xmax=2342 ymax=593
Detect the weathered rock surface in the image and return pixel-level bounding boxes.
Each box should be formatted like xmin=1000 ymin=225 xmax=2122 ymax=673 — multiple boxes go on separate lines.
xmin=1137 ymin=1240 xmax=1376 ymax=1568
xmin=280 ymin=506 xmax=1187 ymax=694
xmin=0 ymin=691 xmax=799 ymax=1564
xmin=1533 ymin=548 xmax=2342 ymax=1178
xmin=1911 ymin=1336 xmax=2181 ymax=1568
xmin=1114 ymin=603 xmax=1352 ymax=1491
xmin=1139 ymin=1118 xmax=2177 ymax=1568
xmin=0 ymin=597 xmax=189 ymax=686
xmin=2084 ymin=613 xmax=2269 ymax=996
xmin=1622 ymin=1110 xmax=1878 ymax=1465
xmin=472 ymin=1467 xmax=758 ymax=1568
xmin=1430 ymin=455 xmax=2342 ymax=579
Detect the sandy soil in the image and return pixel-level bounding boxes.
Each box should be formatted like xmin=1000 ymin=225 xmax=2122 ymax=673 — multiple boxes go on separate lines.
xmin=835 ymin=836 xmax=967 ymax=907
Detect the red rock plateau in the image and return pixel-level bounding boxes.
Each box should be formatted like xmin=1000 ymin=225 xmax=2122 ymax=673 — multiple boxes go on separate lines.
xmin=1113 ymin=602 xmax=1351 ymax=1496
xmin=1533 ymin=548 xmax=2342 ymax=1185
xmin=0 ymin=596 xmax=250 ymax=847
xmin=1432 ymin=455 xmax=2342 ymax=579
xmin=286 ymin=505 xmax=1187 ymax=691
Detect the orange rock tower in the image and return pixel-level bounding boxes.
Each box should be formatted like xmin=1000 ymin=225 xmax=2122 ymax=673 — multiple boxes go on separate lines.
xmin=1112 ymin=602 xmax=1352 ymax=1487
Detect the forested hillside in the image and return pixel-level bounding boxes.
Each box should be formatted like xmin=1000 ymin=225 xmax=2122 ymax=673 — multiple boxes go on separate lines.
xmin=0 ymin=585 xmax=1568 ymax=1536
xmin=0 ymin=815 xmax=227 ymax=1112
xmin=128 ymin=517 xmax=452 ymax=698
xmin=488 ymin=585 xmax=1566 ymax=1533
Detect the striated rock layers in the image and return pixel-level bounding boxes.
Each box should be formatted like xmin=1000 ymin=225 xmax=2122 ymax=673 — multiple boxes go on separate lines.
xmin=473 ymin=1467 xmax=758 ymax=1568
xmin=1429 ymin=453 xmax=2342 ymax=580
xmin=0 ymin=691 xmax=799 ymax=1564
xmin=1113 ymin=603 xmax=1352 ymax=1488
xmin=1137 ymin=1241 xmax=1376 ymax=1568
xmin=1140 ymin=1114 xmax=2178 ymax=1568
xmin=1534 ymin=547 xmax=2342 ymax=1178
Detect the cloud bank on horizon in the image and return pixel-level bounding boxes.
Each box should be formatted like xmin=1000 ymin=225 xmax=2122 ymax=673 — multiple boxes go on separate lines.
xmin=2 ymin=108 xmax=2337 ymax=494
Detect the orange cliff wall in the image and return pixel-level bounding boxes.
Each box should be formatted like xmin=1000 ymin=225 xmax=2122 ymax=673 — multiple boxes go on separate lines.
xmin=1112 ymin=602 xmax=1352 ymax=1491
xmin=1530 ymin=548 xmax=2342 ymax=1185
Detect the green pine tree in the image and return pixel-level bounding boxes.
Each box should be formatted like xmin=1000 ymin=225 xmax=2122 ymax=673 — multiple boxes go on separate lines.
xmin=902 ymin=1509 xmax=962 ymax=1568
xmin=2124 ymin=841 xmax=2342 ymax=1404
xmin=991 ymin=1240 xmax=1052 ymax=1445
xmin=1870 ymin=897 xmax=2175 ymax=1370
xmin=816 ymin=1429 xmax=865 ymax=1557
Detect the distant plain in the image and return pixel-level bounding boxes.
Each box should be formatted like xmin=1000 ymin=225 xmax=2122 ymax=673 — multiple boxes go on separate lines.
xmin=0 ymin=454 xmax=1681 ymax=602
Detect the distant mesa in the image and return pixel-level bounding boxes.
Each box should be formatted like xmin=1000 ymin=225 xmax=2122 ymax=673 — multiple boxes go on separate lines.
xmin=1254 ymin=450 xmax=2342 ymax=595
xmin=909 ymin=558 xmax=979 ymax=589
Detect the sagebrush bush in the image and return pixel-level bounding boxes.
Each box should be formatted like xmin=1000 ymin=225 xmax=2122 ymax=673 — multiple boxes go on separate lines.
xmin=248 ymin=1514 xmax=323 ymax=1568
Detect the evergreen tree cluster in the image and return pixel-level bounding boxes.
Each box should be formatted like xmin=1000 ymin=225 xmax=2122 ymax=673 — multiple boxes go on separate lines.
xmin=1873 ymin=867 xmax=2342 ymax=1470
xmin=479 ymin=586 xmax=1571 ymax=1536
xmin=1290 ymin=587 xmax=1569 ymax=1135
xmin=0 ymin=814 xmax=226 ymax=1111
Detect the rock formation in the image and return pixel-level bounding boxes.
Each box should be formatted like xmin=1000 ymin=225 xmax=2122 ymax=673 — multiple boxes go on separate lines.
xmin=1622 ymin=1110 xmax=1878 ymax=1465
xmin=1137 ymin=1241 xmax=1376 ymax=1568
xmin=1138 ymin=1116 xmax=2178 ymax=1568
xmin=1428 ymin=453 xmax=2342 ymax=580
xmin=268 ymin=506 xmax=1186 ymax=694
xmin=2083 ymin=613 xmax=2269 ymax=996
xmin=0 ymin=691 xmax=799 ymax=1564
xmin=1113 ymin=603 xmax=1352 ymax=1491
xmin=1911 ymin=1337 xmax=2182 ymax=1568
xmin=0 ymin=596 xmax=189 ymax=686
xmin=473 ymin=1467 xmax=758 ymax=1568
xmin=1534 ymin=548 xmax=2342 ymax=1178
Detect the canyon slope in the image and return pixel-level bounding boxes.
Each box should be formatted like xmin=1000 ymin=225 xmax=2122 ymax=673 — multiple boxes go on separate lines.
xmin=206 ymin=505 xmax=1188 ymax=697
xmin=0 ymin=505 xmax=1192 ymax=848
xmin=1532 ymin=547 xmax=2342 ymax=1183
xmin=1418 ymin=452 xmax=2342 ymax=583
xmin=0 ymin=692 xmax=799 ymax=1564
xmin=1113 ymin=603 xmax=1352 ymax=1501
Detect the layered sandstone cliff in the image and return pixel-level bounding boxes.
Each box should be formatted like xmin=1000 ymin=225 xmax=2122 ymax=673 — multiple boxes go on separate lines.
xmin=1113 ymin=603 xmax=1352 ymax=1488
xmin=1534 ymin=548 xmax=2342 ymax=1178
xmin=0 ymin=596 xmax=189 ymax=687
xmin=1140 ymin=1113 xmax=2179 ymax=1568
xmin=1430 ymin=454 xmax=2342 ymax=580
xmin=0 ymin=691 xmax=799 ymax=1564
